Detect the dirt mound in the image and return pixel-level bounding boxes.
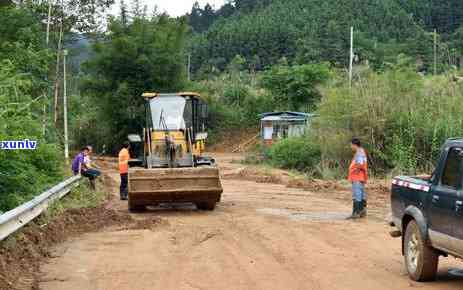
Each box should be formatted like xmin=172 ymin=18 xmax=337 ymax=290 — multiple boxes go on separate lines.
xmin=209 ymin=128 xmax=259 ymax=153
xmin=94 ymin=157 xmax=118 ymax=171
xmin=287 ymin=178 xmax=347 ymax=192
xmin=0 ymin=200 xmax=163 ymax=290
xmin=222 ymin=167 xmax=284 ymax=184
xmin=221 ymin=162 xmax=391 ymax=209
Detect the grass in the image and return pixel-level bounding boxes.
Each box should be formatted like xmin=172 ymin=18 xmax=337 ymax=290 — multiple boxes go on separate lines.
xmin=40 ymin=182 xmax=108 ymax=222
xmin=1 ymin=182 xmax=107 ymax=250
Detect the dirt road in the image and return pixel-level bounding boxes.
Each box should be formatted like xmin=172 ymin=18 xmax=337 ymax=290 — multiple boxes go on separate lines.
xmin=39 ymin=154 xmax=463 ymax=290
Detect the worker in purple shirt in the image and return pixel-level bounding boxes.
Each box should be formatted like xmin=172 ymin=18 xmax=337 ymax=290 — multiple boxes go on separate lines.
xmin=72 ymin=147 xmax=101 ymax=189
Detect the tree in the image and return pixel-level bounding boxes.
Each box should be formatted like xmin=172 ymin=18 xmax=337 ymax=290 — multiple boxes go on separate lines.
xmin=131 ymin=0 xmax=142 ymax=17
xmin=62 ymin=0 xmax=115 ymax=33
xmin=190 ymin=0 xmax=428 ymax=74
xmin=187 ymin=2 xmax=218 ymax=33
xmin=0 ymin=4 xmax=63 ymax=211
xmin=120 ymin=0 xmax=129 ymax=26
xmin=234 ymin=0 xmax=272 ymax=13
xmin=216 ymin=2 xmax=235 ymax=18
xmin=202 ymin=4 xmax=215 ymax=30
xmin=80 ymin=11 xmax=189 ymax=151
xmin=261 ymin=63 xmax=331 ymax=110
xmin=0 ymin=0 xmax=12 ymax=7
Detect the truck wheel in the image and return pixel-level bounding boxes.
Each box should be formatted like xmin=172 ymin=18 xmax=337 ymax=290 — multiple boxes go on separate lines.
xmin=196 ymin=202 xmax=216 ymax=211
xmin=404 ymin=220 xmax=439 ymax=281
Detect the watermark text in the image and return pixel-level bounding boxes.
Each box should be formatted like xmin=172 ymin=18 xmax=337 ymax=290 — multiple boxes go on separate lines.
xmin=0 ymin=139 xmax=38 ymax=150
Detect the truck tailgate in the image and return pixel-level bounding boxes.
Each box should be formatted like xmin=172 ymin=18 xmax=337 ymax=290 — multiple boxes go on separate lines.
xmin=392 ymin=176 xmax=431 ymax=192
xmin=391 ymin=176 xmax=432 ymax=230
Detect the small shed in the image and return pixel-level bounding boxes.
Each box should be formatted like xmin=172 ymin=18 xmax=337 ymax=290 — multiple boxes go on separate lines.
xmin=260 ymin=112 xmax=314 ymax=146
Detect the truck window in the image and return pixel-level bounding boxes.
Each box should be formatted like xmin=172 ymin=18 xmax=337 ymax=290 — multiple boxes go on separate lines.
xmin=441 ymin=147 xmax=463 ymax=188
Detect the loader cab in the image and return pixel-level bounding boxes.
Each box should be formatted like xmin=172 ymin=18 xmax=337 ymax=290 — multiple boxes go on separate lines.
xmin=140 ymin=92 xmax=211 ymax=169
xmin=145 ymin=92 xmax=208 ymax=142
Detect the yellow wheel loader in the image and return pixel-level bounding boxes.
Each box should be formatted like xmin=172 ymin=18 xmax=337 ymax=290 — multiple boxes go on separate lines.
xmin=127 ymin=92 xmax=223 ymax=212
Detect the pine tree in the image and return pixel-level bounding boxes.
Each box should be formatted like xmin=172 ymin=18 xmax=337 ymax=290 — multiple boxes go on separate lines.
xmin=120 ymin=0 xmax=129 ymax=26
xmin=131 ymin=0 xmax=142 ymax=18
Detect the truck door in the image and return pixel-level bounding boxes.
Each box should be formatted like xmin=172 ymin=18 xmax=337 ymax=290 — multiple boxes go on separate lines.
xmin=455 ymin=191 xmax=463 ymax=254
xmin=428 ymin=147 xmax=462 ymax=252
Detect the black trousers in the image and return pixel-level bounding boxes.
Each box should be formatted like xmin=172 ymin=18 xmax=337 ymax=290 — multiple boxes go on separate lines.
xmin=120 ymin=173 xmax=128 ymax=198
xmin=82 ymin=168 xmax=101 ymax=180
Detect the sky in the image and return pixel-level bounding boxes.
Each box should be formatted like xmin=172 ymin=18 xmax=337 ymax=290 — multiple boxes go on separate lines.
xmin=111 ymin=0 xmax=227 ymax=17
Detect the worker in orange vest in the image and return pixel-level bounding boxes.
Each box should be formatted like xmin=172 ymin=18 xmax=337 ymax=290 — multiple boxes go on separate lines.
xmin=119 ymin=141 xmax=130 ymax=200
xmin=347 ymin=138 xmax=368 ymax=219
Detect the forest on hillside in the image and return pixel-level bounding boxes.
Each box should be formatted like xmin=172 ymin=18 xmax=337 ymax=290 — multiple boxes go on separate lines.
xmin=187 ymin=0 xmax=463 ymax=75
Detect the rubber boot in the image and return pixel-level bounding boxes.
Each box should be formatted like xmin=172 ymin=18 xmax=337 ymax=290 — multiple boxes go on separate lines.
xmin=360 ymin=200 xmax=367 ymax=218
xmin=346 ymin=201 xmax=361 ymax=219
xmin=124 ymin=189 xmax=129 ymax=200
xmin=121 ymin=189 xmax=128 ymax=200
xmin=120 ymin=189 xmax=127 ymax=200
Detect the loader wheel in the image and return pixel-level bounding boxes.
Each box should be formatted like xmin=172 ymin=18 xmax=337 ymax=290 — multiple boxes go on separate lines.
xmin=196 ymin=201 xmax=216 ymax=211
xmin=128 ymin=199 xmax=146 ymax=212
xmin=404 ymin=220 xmax=439 ymax=281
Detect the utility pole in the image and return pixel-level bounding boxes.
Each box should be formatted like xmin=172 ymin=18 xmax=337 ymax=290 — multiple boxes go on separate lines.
xmin=43 ymin=0 xmax=53 ymax=137
xmin=187 ymin=53 xmax=191 ymax=81
xmin=53 ymin=0 xmax=64 ymax=124
xmin=46 ymin=0 xmax=53 ymax=46
xmin=63 ymin=49 xmax=69 ymax=161
xmin=433 ymin=29 xmax=437 ymax=75
xmin=349 ymin=26 xmax=354 ymax=88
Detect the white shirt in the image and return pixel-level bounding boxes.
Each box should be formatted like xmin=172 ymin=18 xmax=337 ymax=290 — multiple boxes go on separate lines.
xmin=84 ymin=155 xmax=92 ymax=167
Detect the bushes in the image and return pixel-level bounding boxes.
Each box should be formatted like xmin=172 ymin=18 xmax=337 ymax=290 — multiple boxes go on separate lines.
xmin=267 ymin=137 xmax=321 ymax=171
xmin=315 ymin=67 xmax=463 ymax=175
xmin=0 ymin=105 xmax=64 ymax=212
xmin=261 ymin=63 xmax=331 ymax=111
xmin=0 ymin=8 xmax=64 ymax=212
xmin=189 ymin=71 xmax=275 ymax=142
xmin=0 ymin=139 xmax=64 ymax=212
xmin=264 ymin=66 xmax=463 ymax=177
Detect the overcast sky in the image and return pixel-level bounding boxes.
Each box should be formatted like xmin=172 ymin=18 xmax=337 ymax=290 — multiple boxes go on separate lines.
xmin=111 ymin=0 xmax=227 ymax=17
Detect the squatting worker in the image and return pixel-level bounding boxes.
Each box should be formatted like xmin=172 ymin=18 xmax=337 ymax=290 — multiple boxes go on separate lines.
xmin=347 ymin=138 xmax=368 ymax=219
xmin=72 ymin=147 xmax=89 ymax=176
xmin=119 ymin=141 xmax=131 ymax=200
xmin=84 ymin=145 xmax=94 ymax=168
xmin=83 ymin=145 xmax=102 ymax=189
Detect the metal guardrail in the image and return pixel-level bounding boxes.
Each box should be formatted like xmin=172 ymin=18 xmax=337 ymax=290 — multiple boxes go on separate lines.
xmin=0 ymin=175 xmax=81 ymax=241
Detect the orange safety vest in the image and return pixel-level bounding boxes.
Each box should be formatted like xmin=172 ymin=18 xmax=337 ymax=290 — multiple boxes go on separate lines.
xmin=348 ymin=148 xmax=368 ymax=183
xmin=118 ymin=148 xmax=130 ymax=174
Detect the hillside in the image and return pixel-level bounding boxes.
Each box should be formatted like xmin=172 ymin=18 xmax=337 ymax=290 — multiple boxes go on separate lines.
xmin=397 ymin=0 xmax=463 ymax=34
xmin=188 ymin=0 xmax=462 ymax=75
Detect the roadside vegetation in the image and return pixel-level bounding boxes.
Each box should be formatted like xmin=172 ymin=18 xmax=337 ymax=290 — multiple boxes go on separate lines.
xmin=3 ymin=0 xmax=463 ymax=210
xmin=41 ymin=182 xmax=108 ymax=221
xmin=0 ymin=0 xmax=113 ymax=211
xmin=77 ymin=8 xmax=190 ymax=152
xmin=0 ymin=4 xmax=64 ymax=212
xmin=189 ymin=58 xmax=330 ymax=142
xmin=315 ymin=61 xmax=463 ymax=176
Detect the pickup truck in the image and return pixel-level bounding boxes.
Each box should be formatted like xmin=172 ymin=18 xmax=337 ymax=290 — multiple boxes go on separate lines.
xmin=390 ymin=139 xmax=463 ymax=282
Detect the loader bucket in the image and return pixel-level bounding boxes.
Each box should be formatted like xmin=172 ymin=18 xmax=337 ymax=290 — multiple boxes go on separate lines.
xmin=128 ymin=166 xmax=223 ymax=211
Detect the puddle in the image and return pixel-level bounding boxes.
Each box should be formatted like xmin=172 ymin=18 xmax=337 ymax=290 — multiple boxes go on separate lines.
xmin=448 ymin=268 xmax=463 ymax=278
xmin=257 ymin=208 xmax=349 ymax=221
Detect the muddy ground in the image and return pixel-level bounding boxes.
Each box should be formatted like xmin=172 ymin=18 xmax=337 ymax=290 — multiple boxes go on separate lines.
xmin=3 ymin=153 xmax=463 ymax=290
xmin=0 ymin=174 xmax=161 ymax=290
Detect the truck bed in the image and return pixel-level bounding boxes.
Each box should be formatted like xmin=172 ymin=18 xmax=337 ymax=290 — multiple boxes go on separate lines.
xmin=390 ymin=176 xmax=432 ymax=231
